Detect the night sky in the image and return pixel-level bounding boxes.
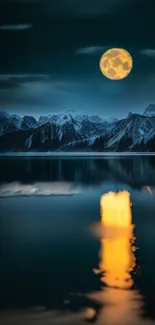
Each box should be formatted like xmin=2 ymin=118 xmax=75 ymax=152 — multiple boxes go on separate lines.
xmin=0 ymin=0 xmax=155 ymax=119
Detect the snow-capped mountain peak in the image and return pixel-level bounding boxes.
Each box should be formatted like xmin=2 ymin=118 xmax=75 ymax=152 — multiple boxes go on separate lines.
xmin=87 ymin=115 xmax=104 ymax=123
xmin=22 ymin=115 xmax=38 ymax=129
xmin=65 ymin=109 xmax=77 ymax=115
xmin=127 ymin=112 xmax=133 ymax=118
xmin=38 ymin=115 xmax=51 ymax=125
xmin=0 ymin=111 xmax=9 ymax=118
xmin=143 ymin=104 xmax=155 ymax=117
xmin=105 ymin=113 xmax=155 ymax=150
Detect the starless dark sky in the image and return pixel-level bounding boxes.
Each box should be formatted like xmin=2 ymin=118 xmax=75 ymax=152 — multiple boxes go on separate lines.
xmin=0 ymin=0 xmax=155 ymax=118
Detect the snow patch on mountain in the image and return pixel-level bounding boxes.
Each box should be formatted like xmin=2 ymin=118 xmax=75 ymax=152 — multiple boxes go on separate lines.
xmin=58 ymin=135 xmax=97 ymax=152
xmin=25 ymin=134 xmax=33 ymax=149
xmin=88 ymin=115 xmax=104 ymax=123
xmin=38 ymin=115 xmax=51 ymax=125
xmin=144 ymin=127 xmax=155 ymax=143
xmin=106 ymin=114 xmax=155 ymax=149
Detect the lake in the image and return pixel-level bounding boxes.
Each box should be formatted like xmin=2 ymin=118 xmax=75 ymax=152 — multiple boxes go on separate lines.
xmin=1 ymin=156 xmax=155 ymax=325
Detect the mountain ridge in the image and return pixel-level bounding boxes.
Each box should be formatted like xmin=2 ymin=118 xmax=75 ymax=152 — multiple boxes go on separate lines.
xmin=0 ymin=106 xmax=155 ymax=152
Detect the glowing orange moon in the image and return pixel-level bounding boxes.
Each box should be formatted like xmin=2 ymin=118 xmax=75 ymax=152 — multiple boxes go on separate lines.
xmin=99 ymin=48 xmax=133 ymax=80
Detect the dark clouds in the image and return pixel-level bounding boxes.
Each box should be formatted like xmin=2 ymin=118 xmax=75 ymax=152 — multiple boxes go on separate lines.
xmin=75 ymin=47 xmax=108 ymax=55
xmin=0 ymin=74 xmax=48 ymax=88
xmin=0 ymin=75 xmax=91 ymax=116
xmin=140 ymin=49 xmax=155 ymax=57
xmin=0 ymin=24 xmax=32 ymax=30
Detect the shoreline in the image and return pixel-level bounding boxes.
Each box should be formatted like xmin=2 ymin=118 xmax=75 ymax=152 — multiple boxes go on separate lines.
xmin=0 ymin=152 xmax=155 ymax=157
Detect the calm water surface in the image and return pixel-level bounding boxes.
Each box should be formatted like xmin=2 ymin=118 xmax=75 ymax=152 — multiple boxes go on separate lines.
xmin=1 ymin=156 xmax=155 ymax=325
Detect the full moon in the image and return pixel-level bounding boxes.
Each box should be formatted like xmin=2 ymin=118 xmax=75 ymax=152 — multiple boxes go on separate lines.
xmin=99 ymin=48 xmax=133 ymax=80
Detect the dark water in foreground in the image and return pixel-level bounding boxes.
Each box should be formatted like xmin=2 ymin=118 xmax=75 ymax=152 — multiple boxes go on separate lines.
xmin=1 ymin=156 xmax=155 ymax=325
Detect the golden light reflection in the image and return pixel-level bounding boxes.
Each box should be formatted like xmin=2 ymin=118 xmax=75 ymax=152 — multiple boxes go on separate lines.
xmin=145 ymin=186 xmax=153 ymax=196
xmin=100 ymin=190 xmax=132 ymax=228
xmin=99 ymin=190 xmax=136 ymax=289
xmin=86 ymin=190 xmax=147 ymax=324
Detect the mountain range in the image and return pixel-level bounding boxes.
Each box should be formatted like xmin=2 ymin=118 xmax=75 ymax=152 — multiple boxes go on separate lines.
xmin=0 ymin=105 xmax=155 ymax=152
